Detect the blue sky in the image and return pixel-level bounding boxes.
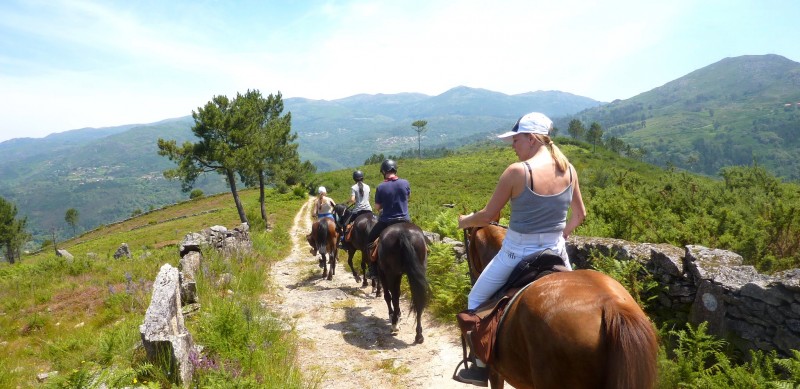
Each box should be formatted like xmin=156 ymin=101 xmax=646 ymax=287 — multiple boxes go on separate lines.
xmin=1 ymin=0 xmax=798 ymax=143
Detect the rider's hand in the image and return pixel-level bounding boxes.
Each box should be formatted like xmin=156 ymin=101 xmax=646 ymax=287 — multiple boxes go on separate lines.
xmin=458 ymin=213 xmax=473 ymax=229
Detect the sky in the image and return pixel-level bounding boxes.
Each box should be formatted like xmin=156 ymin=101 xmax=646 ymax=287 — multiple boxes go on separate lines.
xmin=1 ymin=0 xmax=798 ymax=143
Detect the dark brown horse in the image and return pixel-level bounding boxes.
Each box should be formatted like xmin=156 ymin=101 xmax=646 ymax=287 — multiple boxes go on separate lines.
xmin=306 ymin=217 xmax=338 ymax=280
xmin=464 ymin=225 xmax=659 ymax=389
xmin=377 ymin=222 xmax=430 ymax=344
xmin=333 ymin=204 xmax=381 ymax=294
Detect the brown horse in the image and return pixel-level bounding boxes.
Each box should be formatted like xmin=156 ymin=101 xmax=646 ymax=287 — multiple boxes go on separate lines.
xmin=306 ymin=217 xmax=339 ymax=280
xmin=377 ymin=222 xmax=430 ymax=344
xmin=333 ymin=204 xmax=381 ymax=295
xmin=464 ymin=225 xmax=659 ymax=389
xmin=464 ymin=223 xmax=506 ymax=284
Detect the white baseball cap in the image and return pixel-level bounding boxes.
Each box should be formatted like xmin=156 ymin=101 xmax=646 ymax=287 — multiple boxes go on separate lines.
xmin=318 ymin=186 xmax=327 ymax=194
xmin=497 ymin=112 xmax=553 ymax=142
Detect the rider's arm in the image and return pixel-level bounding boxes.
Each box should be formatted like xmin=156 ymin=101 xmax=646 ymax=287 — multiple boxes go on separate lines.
xmin=311 ymin=199 xmax=318 ymax=219
xmin=562 ymin=164 xmax=586 ymax=239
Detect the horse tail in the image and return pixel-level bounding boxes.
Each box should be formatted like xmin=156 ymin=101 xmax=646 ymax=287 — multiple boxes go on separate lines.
xmin=317 ymin=219 xmax=329 ymax=255
xmin=603 ymin=301 xmax=659 ymax=389
xmin=400 ymin=232 xmax=430 ymax=317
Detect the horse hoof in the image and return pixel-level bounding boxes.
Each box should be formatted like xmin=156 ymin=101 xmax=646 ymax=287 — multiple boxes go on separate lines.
xmin=415 ymin=335 xmax=424 ymax=344
xmin=327 ymin=275 xmax=333 ymax=281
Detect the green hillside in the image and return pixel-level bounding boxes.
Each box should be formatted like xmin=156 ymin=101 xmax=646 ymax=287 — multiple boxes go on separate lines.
xmin=317 ymin=140 xmax=800 ymax=272
xmin=563 ymin=54 xmax=800 ymax=179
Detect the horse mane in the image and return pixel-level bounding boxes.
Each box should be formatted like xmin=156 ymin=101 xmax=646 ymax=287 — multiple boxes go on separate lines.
xmin=602 ymin=300 xmax=659 ymax=389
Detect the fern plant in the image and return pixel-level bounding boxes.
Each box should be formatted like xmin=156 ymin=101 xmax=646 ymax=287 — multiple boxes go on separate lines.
xmin=587 ymin=249 xmax=660 ymax=308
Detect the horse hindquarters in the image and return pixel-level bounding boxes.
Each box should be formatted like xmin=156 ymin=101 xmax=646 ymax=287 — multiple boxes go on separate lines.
xmin=493 ymin=271 xmax=657 ymax=389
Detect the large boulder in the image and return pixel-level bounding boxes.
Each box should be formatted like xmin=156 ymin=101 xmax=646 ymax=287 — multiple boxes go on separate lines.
xmin=139 ymin=264 xmax=195 ymax=387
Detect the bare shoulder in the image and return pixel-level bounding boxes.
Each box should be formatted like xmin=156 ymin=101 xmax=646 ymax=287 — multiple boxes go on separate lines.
xmin=500 ymin=162 xmax=525 ymax=184
xmin=503 ymin=161 xmax=525 ymax=174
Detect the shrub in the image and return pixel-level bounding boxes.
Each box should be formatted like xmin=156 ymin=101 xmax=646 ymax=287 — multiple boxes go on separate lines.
xmin=190 ymin=189 xmax=204 ymax=200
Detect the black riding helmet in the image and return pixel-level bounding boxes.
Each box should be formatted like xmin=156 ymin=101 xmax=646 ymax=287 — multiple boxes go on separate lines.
xmin=352 ymin=170 xmax=364 ymax=181
xmin=380 ymin=159 xmax=397 ymax=175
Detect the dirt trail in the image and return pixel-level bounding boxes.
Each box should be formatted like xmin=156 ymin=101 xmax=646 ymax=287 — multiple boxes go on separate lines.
xmin=268 ymin=197 xmax=467 ymax=389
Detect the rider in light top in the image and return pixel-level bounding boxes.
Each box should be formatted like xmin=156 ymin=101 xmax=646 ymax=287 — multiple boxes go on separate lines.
xmin=453 ymin=112 xmax=586 ymax=386
xmin=338 ymin=170 xmax=374 ymax=247
xmin=346 ymin=170 xmax=373 ymax=222
xmin=313 ymin=186 xmax=336 ymax=221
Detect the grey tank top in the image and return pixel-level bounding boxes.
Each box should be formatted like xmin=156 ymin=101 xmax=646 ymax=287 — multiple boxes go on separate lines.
xmin=508 ymin=161 xmax=573 ymax=234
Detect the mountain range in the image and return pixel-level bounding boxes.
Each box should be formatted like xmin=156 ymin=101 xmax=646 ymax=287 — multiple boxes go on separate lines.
xmin=0 ymin=87 xmax=601 ymax=244
xmin=560 ymin=54 xmax=800 ymax=178
xmin=1 ymin=54 xmax=798 ymax=246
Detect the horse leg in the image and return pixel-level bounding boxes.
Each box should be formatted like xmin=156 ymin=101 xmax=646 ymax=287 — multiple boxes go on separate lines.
xmin=391 ymin=284 xmax=402 ymax=334
xmin=321 ymin=253 xmax=328 ymax=279
xmin=327 ymin=250 xmax=335 ymax=280
xmin=359 ymin=250 xmax=368 ymax=287
xmin=489 ymin=371 xmax=504 ymax=389
xmin=414 ymin=309 xmax=424 ymax=344
xmin=382 ymin=277 xmax=401 ymax=334
xmin=374 ymin=274 xmax=382 ymax=298
xmin=381 ymin=276 xmax=396 ymax=331
xmin=372 ymin=271 xmax=382 ymax=297
xmin=347 ymin=250 xmax=361 ymax=284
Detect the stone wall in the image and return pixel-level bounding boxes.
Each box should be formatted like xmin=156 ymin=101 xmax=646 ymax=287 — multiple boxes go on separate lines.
xmin=567 ymin=236 xmax=800 ymax=356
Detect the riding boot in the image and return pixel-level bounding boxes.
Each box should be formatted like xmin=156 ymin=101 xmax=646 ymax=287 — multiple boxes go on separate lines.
xmin=454 ymin=363 xmax=488 ymax=387
xmin=366 ymin=262 xmax=377 ymax=280
xmin=366 ymin=240 xmax=378 ymax=280
xmin=454 ymin=331 xmax=489 ymax=387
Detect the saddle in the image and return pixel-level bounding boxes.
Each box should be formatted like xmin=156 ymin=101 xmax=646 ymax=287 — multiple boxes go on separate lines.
xmin=455 ymin=249 xmax=568 ymax=369
xmin=343 ymin=222 xmax=355 ymax=243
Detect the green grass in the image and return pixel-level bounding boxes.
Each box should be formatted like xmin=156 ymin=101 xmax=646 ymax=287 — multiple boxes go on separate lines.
xmin=0 ymin=187 xmax=307 ymax=387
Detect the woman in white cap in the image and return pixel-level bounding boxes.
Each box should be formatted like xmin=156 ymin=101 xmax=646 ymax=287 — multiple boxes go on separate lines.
xmin=454 ymin=112 xmax=586 ymax=386
xmin=313 ymin=186 xmax=337 ymax=221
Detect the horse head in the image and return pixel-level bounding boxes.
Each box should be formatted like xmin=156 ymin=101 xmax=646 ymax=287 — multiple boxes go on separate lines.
xmin=464 ymin=223 xmax=506 ymax=283
xmin=333 ymin=203 xmax=350 ymax=228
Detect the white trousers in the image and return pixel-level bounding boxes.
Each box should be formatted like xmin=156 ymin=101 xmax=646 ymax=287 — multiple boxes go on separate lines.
xmin=467 ymin=229 xmax=571 ymax=310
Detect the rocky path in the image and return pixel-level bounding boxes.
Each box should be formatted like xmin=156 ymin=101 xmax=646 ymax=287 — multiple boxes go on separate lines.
xmin=267 ymin=198 xmax=467 ymax=389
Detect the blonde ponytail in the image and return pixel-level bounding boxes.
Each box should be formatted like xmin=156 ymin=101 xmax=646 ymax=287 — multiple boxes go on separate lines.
xmin=533 ymin=134 xmax=569 ymax=173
